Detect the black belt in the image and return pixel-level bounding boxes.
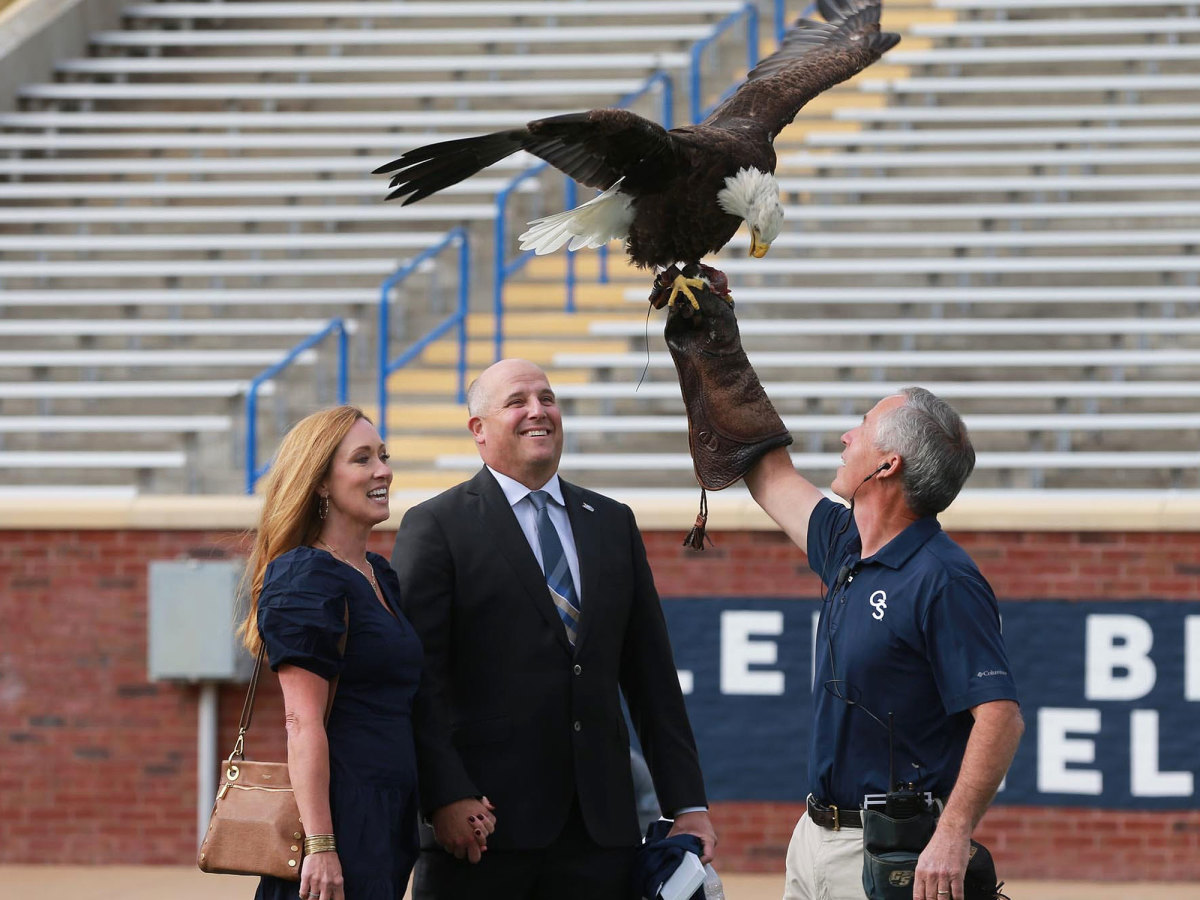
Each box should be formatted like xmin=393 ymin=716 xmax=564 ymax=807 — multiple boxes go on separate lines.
xmin=806 ymin=794 xmax=862 ymax=830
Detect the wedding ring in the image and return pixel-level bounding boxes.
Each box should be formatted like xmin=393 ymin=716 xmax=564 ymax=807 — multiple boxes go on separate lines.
xmin=937 ymin=891 xmax=950 ymax=895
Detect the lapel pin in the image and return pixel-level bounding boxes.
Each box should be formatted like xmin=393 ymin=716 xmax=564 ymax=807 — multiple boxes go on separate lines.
xmin=582 ymin=502 xmax=595 ymax=512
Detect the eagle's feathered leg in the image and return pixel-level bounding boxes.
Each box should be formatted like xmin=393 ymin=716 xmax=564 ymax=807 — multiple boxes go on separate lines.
xmin=697 ymin=263 xmax=733 ymax=305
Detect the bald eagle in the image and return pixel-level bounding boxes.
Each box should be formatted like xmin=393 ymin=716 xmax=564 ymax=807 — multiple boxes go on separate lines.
xmin=374 ymin=0 xmax=899 ymax=307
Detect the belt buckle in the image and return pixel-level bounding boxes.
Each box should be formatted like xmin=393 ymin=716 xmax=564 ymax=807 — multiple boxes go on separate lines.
xmin=830 ymin=804 xmax=840 ymax=831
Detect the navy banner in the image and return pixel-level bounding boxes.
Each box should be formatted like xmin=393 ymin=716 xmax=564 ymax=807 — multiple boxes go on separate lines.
xmin=660 ymin=598 xmax=1200 ymax=809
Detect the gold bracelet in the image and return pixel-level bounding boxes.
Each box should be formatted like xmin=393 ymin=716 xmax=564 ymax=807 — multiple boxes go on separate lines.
xmin=303 ymin=834 xmax=337 ymax=855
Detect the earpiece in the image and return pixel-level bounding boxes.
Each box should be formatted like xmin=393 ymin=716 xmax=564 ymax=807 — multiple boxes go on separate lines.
xmin=859 ymin=461 xmax=893 ymax=485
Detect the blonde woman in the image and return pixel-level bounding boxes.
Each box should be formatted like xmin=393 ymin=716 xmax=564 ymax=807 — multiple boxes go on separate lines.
xmin=240 ymin=406 xmax=492 ymax=900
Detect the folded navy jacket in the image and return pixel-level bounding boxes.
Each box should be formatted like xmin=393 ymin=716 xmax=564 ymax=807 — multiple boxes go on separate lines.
xmin=633 ymin=819 xmax=706 ymax=900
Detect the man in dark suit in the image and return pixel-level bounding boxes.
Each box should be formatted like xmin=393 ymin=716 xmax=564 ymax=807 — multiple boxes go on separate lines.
xmin=392 ymin=358 xmax=715 ymax=900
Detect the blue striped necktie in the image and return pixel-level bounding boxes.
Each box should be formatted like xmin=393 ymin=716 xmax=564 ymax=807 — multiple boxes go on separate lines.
xmin=528 ymin=490 xmax=581 ymax=646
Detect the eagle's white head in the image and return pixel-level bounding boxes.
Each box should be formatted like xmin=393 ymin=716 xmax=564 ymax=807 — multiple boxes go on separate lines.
xmin=717 ymin=167 xmax=784 ymax=258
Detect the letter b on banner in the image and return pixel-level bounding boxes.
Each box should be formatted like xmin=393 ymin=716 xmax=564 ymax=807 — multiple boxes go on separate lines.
xmin=1085 ymin=614 xmax=1156 ymax=701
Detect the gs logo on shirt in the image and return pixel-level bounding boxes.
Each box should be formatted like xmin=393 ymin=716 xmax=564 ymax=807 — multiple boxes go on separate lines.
xmin=869 ymin=590 xmax=888 ymax=621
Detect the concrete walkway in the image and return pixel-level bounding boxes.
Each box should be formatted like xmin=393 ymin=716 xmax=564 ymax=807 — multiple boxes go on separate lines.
xmin=3 ymin=866 xmax=1195 ymax=900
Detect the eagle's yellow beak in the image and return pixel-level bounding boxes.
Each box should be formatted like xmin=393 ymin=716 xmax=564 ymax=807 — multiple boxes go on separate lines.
xmin=749 ymin=228 xmax=770 ymax=258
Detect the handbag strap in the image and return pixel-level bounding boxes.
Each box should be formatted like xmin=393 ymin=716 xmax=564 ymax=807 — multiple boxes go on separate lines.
xmin=228 ymin=600 xmax=350 ymax=762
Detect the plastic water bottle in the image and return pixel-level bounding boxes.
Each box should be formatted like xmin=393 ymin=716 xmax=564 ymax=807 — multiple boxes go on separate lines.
xmin=702 ymin=863 xmax=725 ymax=900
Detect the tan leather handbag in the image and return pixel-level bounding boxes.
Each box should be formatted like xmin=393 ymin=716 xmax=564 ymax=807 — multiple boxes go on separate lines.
xmin=198 ymin=609 xmax=347 ymax=880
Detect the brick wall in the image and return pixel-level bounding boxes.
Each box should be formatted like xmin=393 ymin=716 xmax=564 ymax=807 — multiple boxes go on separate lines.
xmin=2 ymin=526 xmax=1198 ymax=878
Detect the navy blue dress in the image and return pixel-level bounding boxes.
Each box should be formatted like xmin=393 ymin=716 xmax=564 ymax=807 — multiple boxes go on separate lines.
xmin=255 ymin=546 xmax=421 ymax=900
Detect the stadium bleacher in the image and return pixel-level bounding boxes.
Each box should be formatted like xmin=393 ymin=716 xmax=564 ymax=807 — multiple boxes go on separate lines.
xmin=1 ymin=0 xmax=1197 ymax=494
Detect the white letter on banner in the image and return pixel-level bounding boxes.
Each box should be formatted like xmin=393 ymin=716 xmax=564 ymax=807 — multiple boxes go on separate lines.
xmin=720 ymin=610 xmax=784 ymax=695
xmin=1085 ymin=614 xmax=1156 ymax=701
xmin=1130 ymin=710 xmax=1194 ymax=797
xmin=1186 ymin=617 xmax=1200 ymax=702
xmin=1038 ymin=708 xmax=1103 ymax=795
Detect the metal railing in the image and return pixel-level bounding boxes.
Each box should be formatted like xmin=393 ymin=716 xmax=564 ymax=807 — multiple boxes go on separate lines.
xmin=377 ymin=227 xmax=470 ymax=440
xmin=491 ymin=70 xmax=674 ymax=358
xmin=244 ymin=318 xmax=349 ymax=495
xmin=691 ymin=2 xmax=760 ymax=122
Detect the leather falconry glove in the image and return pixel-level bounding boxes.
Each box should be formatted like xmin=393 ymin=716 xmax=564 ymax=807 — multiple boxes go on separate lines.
xmin=664 ymin=274 xmax=792 ymax=549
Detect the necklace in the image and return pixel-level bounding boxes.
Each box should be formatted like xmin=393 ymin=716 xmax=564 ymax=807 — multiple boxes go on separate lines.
xmin=318 ymin=539 xmax=378 ymax=593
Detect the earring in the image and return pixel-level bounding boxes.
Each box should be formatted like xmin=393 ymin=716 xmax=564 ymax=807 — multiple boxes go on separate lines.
xmin=318 ymin=495 xmax=329 ymax=520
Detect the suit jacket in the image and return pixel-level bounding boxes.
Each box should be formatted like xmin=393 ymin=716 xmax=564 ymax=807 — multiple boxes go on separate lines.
xmin=392 ymin=467 xmax=706 ymax=851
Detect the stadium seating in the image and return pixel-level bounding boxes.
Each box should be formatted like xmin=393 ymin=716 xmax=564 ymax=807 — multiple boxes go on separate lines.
xmin=3 ymin=0 xmax=1198 ymax=493
xmin=0 ymin=0 xmax=745 ymax=492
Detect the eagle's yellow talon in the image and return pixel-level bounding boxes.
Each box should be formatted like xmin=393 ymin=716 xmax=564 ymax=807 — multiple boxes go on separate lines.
xmin=667 ymin=275 xmax=708 ymax=310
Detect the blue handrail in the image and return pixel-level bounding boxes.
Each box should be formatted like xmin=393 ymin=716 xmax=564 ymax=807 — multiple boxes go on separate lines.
xmin=244 ymin=318 xmax=349 ymax=495
xmin=690 ymin=2 xmax=760 ymax=123
xmin=492 ymin=70 xmax=674 ymax=358
xmin=377 ymin=227 xmax=470 ymax=440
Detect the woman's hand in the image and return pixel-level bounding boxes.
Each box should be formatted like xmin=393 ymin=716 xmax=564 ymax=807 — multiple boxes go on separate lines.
xmin=298 ymin=850 xmax=344 ymax=900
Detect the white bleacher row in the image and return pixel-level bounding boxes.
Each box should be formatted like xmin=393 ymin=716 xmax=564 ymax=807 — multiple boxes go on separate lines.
xmin=0 ymin=155 xmax=535 ymax=177
xmin=835 ymin=103 xmax=1200 ymax=124
xmin=3 ymin=199 xmax=1196 ymax=228
xmin=779 ymin=147 xmax=1200 ymax=169
xmin=777 ymin=173 xmax=1200 ymax=194
xmin=710 ymin=256 xmax=1200 ymax=276
xmin=933 ymin=0 xmax=1197 ymax=9
xmin=0 ymin=350 xmax=316 ymax=367
xmin=857 ymin=74 xmax=1200 ymax=95
xmin=621 ymin=285 xmax=1200 ymax=307
xmin=0 ymin=203 xmax=494 ymax=225
xmin=0 ymin=232 xmax=449 ymax=253
xmin=0 ymin=320 xmax=357 ymax=337
xmin=557 ymin=412 xmax=1200 ymax=436
xmin=548 ymin=380 xmax=1200 ymax=402
xmin=0 ymin=259 xmax=399 ymax=277
xmin=0 ymin=177 xmax=531 ymax=200
xmin=0 ymin=111 xmax=567 ymax=132
xmin=555 ymin=349 xmax=1200 ymax=371
xmin=0 ymin=451 xmax=187 ymax=469
xmin=722 ymin=230 xmax=1200 ymax=251
xmin=0 ymin=415 xmax=231 ymax=434
xmin=86 ymin=25 xmax=715 ymax=48
xmin=7 ymin=229 xmax=1198 ymax=257
xmin=11 ymin=172 xmax=1197 ymax=202
xmin=590 ymin=318 xmax=1200 ymax=339
xmin=118 ymin=2 xmax=743 ymax=19
xmin=6 ymin=147 xmax=1196 ymax=178
xmin=0 ymin=289 xmax=375 ymax=308
xmin=54 ymin=52 xmax=689 ymax=76
xmin=912 ymin=17 xmax=1200 ymax=37
xmin=17 ymin=79 xmax=647 ymax=102
xmin=435 ymin=450 xmax=1200 ymax=474
xmin=0 ymin=380 xmax=273 ymax=400
xmin=6 ymin=200 xmax=1195 ymax=232
xmin=803 ymin=126 xmax=1200 ymax=148
xmin=889 ymin=44 xmax=1200 ymax=65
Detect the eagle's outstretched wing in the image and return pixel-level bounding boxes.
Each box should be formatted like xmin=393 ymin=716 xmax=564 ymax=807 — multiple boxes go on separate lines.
xmin=374 ymin=108 xmax=679 ymax=205
xmin=703 ymin=0 xmax=900 ymax=140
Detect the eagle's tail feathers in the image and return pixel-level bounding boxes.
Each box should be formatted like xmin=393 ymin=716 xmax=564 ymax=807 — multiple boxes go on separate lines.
xmin=375 ymin=131 xmax=525 ymax=204
xmin=518 ymin=179 xmax=634 ymax=256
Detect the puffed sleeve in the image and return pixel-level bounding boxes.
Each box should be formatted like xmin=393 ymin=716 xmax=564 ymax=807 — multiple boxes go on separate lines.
xmin=256 ymin=549 xmax=348 ymax=680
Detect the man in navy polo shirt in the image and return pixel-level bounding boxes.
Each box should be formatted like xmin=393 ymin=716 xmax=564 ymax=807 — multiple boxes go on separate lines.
xmin=744 ymin=387 xmax=1023 ymax=900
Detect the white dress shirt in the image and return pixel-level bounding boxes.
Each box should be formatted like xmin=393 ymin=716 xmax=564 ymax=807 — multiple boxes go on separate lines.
xmin=487 ymin=466 xmax=582 ymax=604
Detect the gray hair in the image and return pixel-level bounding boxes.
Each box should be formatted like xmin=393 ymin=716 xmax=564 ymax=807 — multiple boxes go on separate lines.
xmin=871 ymin=387 xmax=975 ymax=516
xmin=466 ymin=376 xmax=487 ymax=417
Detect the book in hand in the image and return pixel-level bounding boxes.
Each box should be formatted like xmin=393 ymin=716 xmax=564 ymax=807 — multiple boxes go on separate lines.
xmin=658 ymin=850 xmax=705 ymax=900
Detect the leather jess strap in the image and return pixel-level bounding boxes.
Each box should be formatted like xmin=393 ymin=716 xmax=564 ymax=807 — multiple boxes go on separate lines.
xmin=806 ymin=795 xmax=863 ymax=830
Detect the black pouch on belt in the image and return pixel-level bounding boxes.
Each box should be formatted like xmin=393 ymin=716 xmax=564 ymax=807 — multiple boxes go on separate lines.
xmin=862 ymin=808 xmax=1009 ymax=900
xmin=861 ymin=806 xmax=938 ymax=900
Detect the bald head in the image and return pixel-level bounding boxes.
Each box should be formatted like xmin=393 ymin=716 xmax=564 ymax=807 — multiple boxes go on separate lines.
xmin=466 ymin=359 xmax=563 ymax=488
xmin=467 ymin=359 xmax=549 ymax=418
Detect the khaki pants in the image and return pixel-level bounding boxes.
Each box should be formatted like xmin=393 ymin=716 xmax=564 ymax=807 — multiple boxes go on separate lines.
xmin=782 ymin=813 xmax=868 ymax=900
